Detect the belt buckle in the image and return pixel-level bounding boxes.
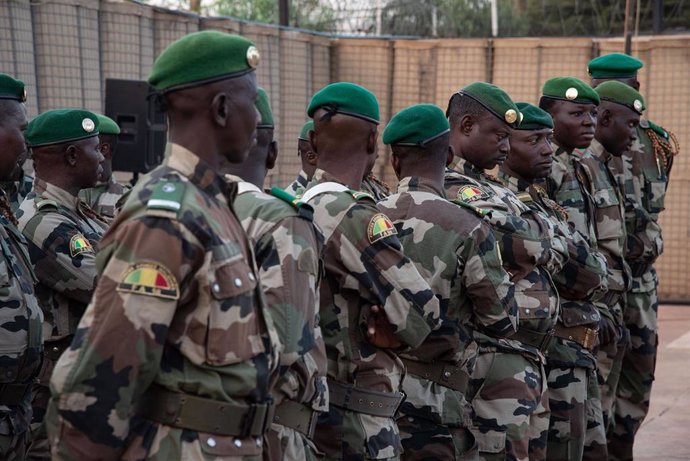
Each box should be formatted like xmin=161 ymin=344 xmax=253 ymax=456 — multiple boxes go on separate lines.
xmin=240 ymin=403 xmax=261 ymax=438
xmin=541 ymin=328 xmax=556 ymax=353
xmin=394 ymin=391 xmax=407 ymax=417
xmin=583 ymin=327 xmax=598 ymax=349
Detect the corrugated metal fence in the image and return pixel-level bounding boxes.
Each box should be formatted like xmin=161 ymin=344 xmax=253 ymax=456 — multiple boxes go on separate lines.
xmin=1 ymin=0 xmax=689 ymax=300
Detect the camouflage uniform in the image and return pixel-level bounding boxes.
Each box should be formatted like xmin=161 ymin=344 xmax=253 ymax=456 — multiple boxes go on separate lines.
xmin=285 ymin=169 xmax=310 ymax=197
xmin=303 ymin=168 xmax=440 ymax=461
xmin=79 ymin=177 xmax=130 ymax=222
xmin=0 ymin=171 xmax=34 ymax=214
xmin=360 ymin=172 xmax=391 ymax=202
xmin=546 ymin=145 xmax=615 ymax=460
xmin=16 ymin=177 xmax=108 ymax=459
xmin=0 ymin=193 xmax=43 ymax=460
xmin=607 ymin=120 xmax=677 ymax=460
xmin=579 ymin=140 xmax=631 ymax=444
xmin=446 ymin=156 xmax=568 ymax=461
xmin=227 ymin=176 xmax=327 ymax=461
xmin=45 ymin=143 xmax=281 ymax=460
xmin=377 ymin=176 xmax=518 ymax=461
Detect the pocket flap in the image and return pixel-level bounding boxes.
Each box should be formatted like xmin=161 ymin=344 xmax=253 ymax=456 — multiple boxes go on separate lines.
xmin=211 ymin=258 xmax=257 ymax=300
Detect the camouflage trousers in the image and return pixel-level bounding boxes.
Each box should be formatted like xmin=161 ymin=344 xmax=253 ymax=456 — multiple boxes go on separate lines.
xmin=608 ymin=272 xmax=659 ymax=461
xmin=595 ymin=298 xmax=626 ymax=432
xmin=0 ymin=408 xmax=31 ymax=461
xmin=25 ymin=382 xmax=50 ymax=460
xmin=313 ymin=404 xmax=401 ymax=461
xmin=466 ymin=350 xmax=548 ymax=461
xmin=264 ymin=422 xmax=322 ymax=461
xmin=397 ymin=413 xmax=477 ymax=460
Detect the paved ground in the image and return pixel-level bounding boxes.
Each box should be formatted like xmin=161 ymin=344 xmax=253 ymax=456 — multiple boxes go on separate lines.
xmin=634 ymin=304 xmax=690 ymax=460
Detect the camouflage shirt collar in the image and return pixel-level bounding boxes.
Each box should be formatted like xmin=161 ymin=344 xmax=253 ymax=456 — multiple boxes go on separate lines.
xmin=498 ymin=170 xmax=531 ymax=194
xmin=396 ymin=176 xmax=446 ymax=198
xmin=448 ymin=154 xmax=482 ymax=180
xmin=164 ymin=143 xmax=232 ymax=203
xmin=308 ymin=168 xmax=348 ymax=187
xmin=33 ymin=177 xmax=79 ymax=210
xmin=296 ymin=169 xmax=309 ymax=187
xmin=588 ymin=138 xmax=610 ymax=162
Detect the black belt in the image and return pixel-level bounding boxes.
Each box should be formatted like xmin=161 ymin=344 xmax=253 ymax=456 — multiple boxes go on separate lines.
xmin=139 ymin=384 xmax=274 ymax=437
xmin=511 ymin=327 xmax=556 ymax=353
xmin=327 ymin=379 xmax=405 ymax=418
xmin=0 ymin=383 xmax=31 ymax=405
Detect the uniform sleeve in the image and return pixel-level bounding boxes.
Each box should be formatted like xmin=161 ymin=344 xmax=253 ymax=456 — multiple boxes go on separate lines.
xmin=460 ymin=223 xmax=517 ymax=338
xmin=339 ymin=203 xmax=440 ymax=349
xmin=24 ymin=212 xmax=98 ymax=305
xmin=254 ymin=215 xmax=320 ymax=368
xmin=46 ymin=216 xmax=202 ymax=460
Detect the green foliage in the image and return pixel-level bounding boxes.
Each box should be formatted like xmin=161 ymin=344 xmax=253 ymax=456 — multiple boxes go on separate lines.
xmin=208 ymin=0 xmax=336 ymax=31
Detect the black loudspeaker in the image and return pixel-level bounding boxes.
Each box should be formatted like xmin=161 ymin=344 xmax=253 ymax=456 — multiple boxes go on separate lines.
xmin=105 ymin=78 xmax=167 ymax=173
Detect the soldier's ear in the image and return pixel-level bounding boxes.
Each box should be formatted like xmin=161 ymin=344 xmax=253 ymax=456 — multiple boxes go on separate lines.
xmin=309 ymin=129 xmax=318 ymax=154
xmin=460 ymin=114 xmax=475 ymax=136
xmin=600 ymin=108 xmax=612 ymax=127
xmin=65 ymin=144 xmax=78 ymax=166
xmin=367 ymin=128 xmax=378 ymax=155
xmin=266 ymin=141 xmax=278 ymax=170
xmin=390 ymin=152 xmax=401 ymax=179
xmin=446 ymin=145 xmax=455 ymax=166
xmin=211 ymin=92 xmax=229 ymax=127
xmin=306 ymin=149 xmax=318 ymax=166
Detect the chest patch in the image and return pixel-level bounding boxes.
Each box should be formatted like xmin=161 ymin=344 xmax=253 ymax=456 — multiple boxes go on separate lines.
xmin=368 ymin=213 xmax=397 ymax=244
xmin=117 ymin=262 xmax=179 ymax=300
xmin=69 ymin=234 xmax=94 ymax=257
xmin=457 ymin=185 xmax=489 ymax=202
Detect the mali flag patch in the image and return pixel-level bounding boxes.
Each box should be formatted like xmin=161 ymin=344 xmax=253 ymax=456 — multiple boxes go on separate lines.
xmin=367 ymin=213 xmax=397 ymax=244
xmin=69 ymin=234 xmax=94 ymax=257
xmin=117 ymin=262 xmax=179 ymax=300
xmin=457 ymin=185 xmax=489 ymax=203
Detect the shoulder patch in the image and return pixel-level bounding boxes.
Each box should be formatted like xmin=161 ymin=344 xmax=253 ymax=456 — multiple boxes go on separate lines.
xmin=367 ymin=213 xmax=397 ymax=244
xmin=69 ymin=234 xmax=94 ymax=257
xmin=36 ymin=199 xmax=58 ymax=211
xmin=269 ymin=186 xmax=302 ymax=209
xmin=147 ymin=180 xmax=186 ymax=215
xmin=457 ymin=185 xmax=490 ymax=203
xmin=116 ymin=262 xmax=179 ymax=300
xmin=349 ymin=190 xmax=375 ymax=202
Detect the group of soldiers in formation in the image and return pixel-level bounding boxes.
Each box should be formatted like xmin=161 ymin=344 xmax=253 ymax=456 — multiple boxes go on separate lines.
xmin=0 ymin=29 xmax=680 ymax=461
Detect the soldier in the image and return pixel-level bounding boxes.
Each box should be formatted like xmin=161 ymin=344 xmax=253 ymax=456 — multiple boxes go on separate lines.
xmin=79 ymin=114 xmax=130 ymax=222
xmin=583 ymin=81 xmax=645 ymax=434
xmin=222 ymin=88 xmax=327 ymax=461
xmin=360 ymin=165 xmax=391 ymax=202
xmin=377 ymin=103 xmax=518 ymax=460
xmin=588 ymin=54 xmax=679 ymax=460
xmin=0 ymin=75 xmax=33 ymax=214
xmin=445 ymin=82 xmax=570 ymax=460
xmin=301 ymin=82 xmax=441 ymax=461
xmin=0 ymin=74 xmax=43 ymax=461
xmin=16 ymin=108 xmax=108 ymax=459
xmin=285 ymin=120 xmax=318 ymax=197
xmin=45 ymin=31 xmax=280 ymax=459
xmin=500 ymin=101 xmax=609 ymax=461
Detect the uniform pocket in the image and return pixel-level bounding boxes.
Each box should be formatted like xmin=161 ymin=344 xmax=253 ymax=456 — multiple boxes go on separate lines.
xmin=592 ymin=187 xmax=623 ymax=241
xmin=206 ymin=256 xmax=261 ymax=365
xmin=645 ymin=178 xmax=666 ymax=213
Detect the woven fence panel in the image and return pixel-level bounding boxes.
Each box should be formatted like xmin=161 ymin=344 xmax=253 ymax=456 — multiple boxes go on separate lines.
xmin=434 ymin=39 xmax=489 ymax=110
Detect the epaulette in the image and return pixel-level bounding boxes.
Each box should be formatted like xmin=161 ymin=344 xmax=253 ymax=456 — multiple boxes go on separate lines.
xmin=36 ymin=199 xmax=58 ymax=211
xmin=515 ymin=191 xmax=533 ymax=203
xmin=146 ymin=180 xmax=186 ymax=218
xmin=450 ymin=198 xmax=487 ymax=218
xmin=483 ymin=172 xmax=503 ymax=185
xmin=269 ymin=187 xmax=304 ymax=210
xmin=347 ymin=190 xmax=375 ymax=202
xmin=645 ymin=120 xmax=669 ymax=140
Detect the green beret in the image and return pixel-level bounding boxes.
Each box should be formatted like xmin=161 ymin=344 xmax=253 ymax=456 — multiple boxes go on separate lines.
xmin=588 ymin=53 xmax=643 ymax=79
xmin=148 ymin=31 xmax=260 ymax=92
xmin=0 ymin=73 xmax=26 ymax=102
xmin=299 ymin=120 xmax=314 ymax=141
xmin=542 ymin=77 xmax=600 ymax=105
xmin=515 ymin=102 xmax=553 ymax=130
xmin=25 ymin=108 xmax=100 ymax=148
xmin=256 ymin=88 xmax=274 ymax=129
xmin=458 ymin=82 xmax=520 ymax=128
xmin=595 ymin=81 xmax=645 ymax=115
xmin=383 ymin=104 xmax=449 ymax=146
xmin=96 ymin=114 xmax=120 ymax=135
xmin=307 ymin=82 xmax=380 ymax=124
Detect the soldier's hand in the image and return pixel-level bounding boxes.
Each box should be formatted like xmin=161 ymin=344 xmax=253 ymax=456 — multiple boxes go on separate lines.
xmin=598 ymin=315 xmax=620 ymax=346
xmin=618 ymin=325 xmax=632 ymax=352
xmin=365 ymin=305 xmax=403 ymax=349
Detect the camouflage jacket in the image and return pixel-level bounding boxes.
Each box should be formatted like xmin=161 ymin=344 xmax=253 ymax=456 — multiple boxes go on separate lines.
xmin=79 ymin=177 xmax=130 ymax=222
xmin=17 ymin=178 xmax=108 ymax=342
xmin=46 ymin=143 xmax=281 ymax=460
xmin=609 ymin=119 xmax=677 ymax=290
xmin=0 ymin=171 xmax=33 ymax=214
xmin=304 ymin=168 xmax=440 ymax=458
xmin=0 ymin=193 xmax=43 ymax=432
xmin=284 ymin=169 xmax=309 ymax=197
xmin=360 ymin=172 xmax=392 ymax=202
xmin=502 ymin=171 xmax=609 ymax=368
xmin=228 ymin=176 xmax=327 ymax=413
xmin=377 ymin=176 xmax=517 ymax=426
xmin=582 ymin=140 xmax=631 ymax=303
xmin=445 ymin=156 xmax=567 ymax=359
